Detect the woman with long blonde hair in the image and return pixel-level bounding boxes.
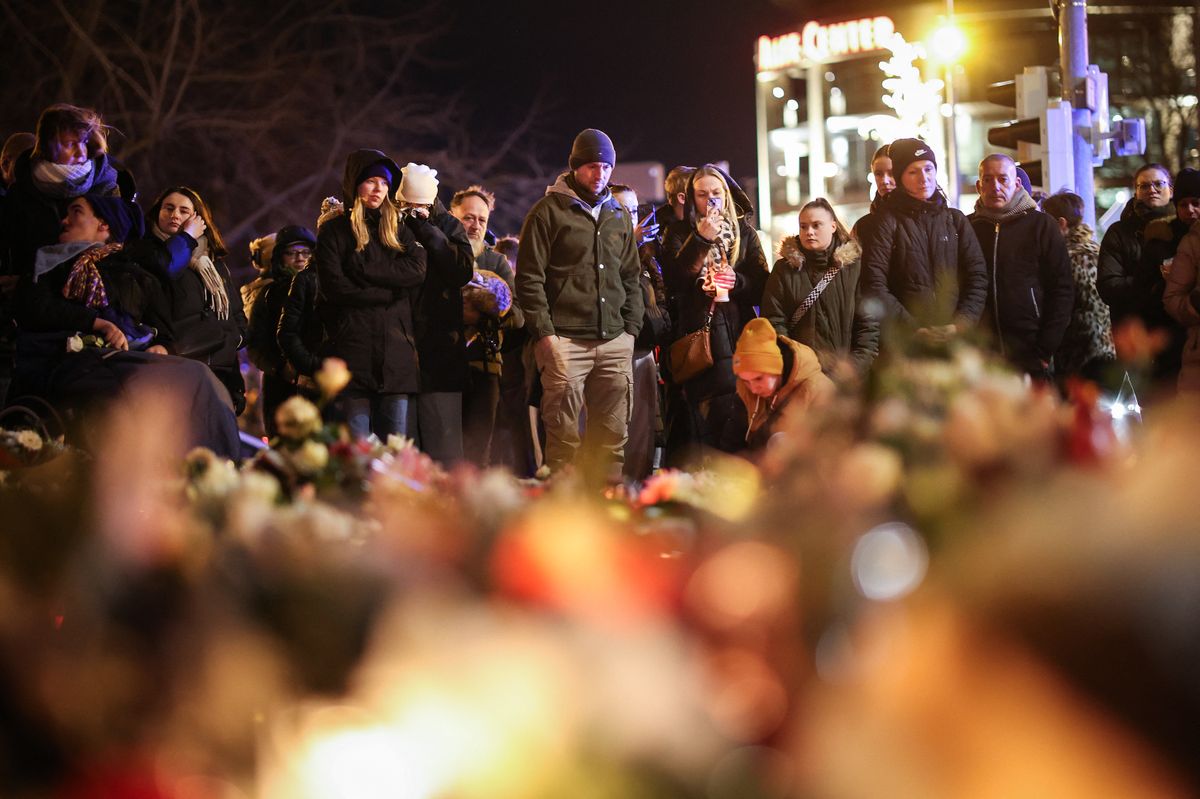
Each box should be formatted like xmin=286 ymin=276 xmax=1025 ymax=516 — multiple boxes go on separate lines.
xmin=660 ymin=164 xmax=769 ymax=453
xmin=314 ymin=150 xmax=426 ymax=439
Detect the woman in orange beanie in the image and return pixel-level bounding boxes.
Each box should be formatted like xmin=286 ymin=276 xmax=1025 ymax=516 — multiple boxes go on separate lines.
xmin=733 ymin=317 xmax=833 ymax=449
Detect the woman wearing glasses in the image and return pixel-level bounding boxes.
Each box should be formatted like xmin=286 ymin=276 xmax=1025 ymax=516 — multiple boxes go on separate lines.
xmin=1098 ymin=164 xmax=1189 ymax=386
xmin=244 ymin=225 xmax=318 ymax=436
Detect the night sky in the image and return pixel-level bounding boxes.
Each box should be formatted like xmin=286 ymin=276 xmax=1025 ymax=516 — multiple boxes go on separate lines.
xmin=422 ymin=0 xmax=807 ymax=188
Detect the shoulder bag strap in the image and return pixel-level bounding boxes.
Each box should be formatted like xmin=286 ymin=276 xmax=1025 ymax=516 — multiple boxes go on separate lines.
xmin=787 ymin=260 xmax=845 ymax=330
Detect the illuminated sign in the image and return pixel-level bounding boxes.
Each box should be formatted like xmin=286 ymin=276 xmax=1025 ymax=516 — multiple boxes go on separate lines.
xmin=757 ymin=16 xmax=896 ymax=71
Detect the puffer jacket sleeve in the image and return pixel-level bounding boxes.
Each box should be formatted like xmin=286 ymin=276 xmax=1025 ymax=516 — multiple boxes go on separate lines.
xmin=315 ymin=219 xmax=403 ymax=305
xmin=618 ymin=214 xmax=645 ymax=337
xmin=220 ymin=259 xmax=247 ymax=347
xmin=1097 ymin=222 xmax=1137 ymax=316
xmin=660 ymin=227 xmax=710 ymax=295
xmin=1035 ymin=215 xmax=1076 ymax=360
xmin=850 ymin=270 xmax=881 ymax=374
xmin=951 ymin=211 xmax=988 ymax=325
xmin=411 ymin=213 xmax=474 ymax=289
xmin=762 ymin=258 xmax=795 ymax=336
xmin=858 ymin=211 xmax=914 ymax=326
xmin=515 ymin=209 xmax=554 ymax=339
xmin=733 ymin=223 xmax=769 ymax=307
xmin=1164 ymin=230 xmax=1200 ymax=325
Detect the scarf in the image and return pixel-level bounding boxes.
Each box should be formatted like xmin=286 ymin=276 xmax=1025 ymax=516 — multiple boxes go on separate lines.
xmin=800 ymin=239 xmax=836 ymax=272
xmin=1066 ymin=223 xmax=1100 ymax=258
xmin=153 ymin=223 xmax=230 ymax=320
xmin=32 ymin=241 xmax=99 ymax=282
xmin=62 ymin=243 xmax=124 ymax=308
xmin=973 ymin=187 xmax=1040 ymax=224
xmin=565 ymin=173 xmax=608 ymax=208
xmin=31 ymin=159 xmax=95 ymax=199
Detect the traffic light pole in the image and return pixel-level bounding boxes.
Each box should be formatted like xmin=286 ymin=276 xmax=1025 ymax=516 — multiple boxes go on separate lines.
xmin=1060 ymin=0 xmax=1096 ymax=228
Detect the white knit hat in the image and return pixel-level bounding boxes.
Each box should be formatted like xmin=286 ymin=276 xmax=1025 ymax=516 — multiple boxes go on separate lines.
xmin=397 ymin=162 xmax=439 ymax=205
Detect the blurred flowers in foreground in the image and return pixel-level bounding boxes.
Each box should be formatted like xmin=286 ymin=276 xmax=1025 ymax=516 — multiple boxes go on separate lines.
xmin=1 ymin=342 xmax=1194 ymax=797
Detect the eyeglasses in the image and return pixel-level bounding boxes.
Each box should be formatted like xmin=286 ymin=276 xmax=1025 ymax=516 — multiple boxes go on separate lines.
xmin=1135 ymin=180 xmax=1169 ymax=192
xmin=282 ymin=248 xmax=313 ymax=259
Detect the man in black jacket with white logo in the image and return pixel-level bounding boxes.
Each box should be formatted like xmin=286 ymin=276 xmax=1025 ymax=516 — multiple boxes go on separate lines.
xmin=969 ymin=154 xmax=1074 ymax=380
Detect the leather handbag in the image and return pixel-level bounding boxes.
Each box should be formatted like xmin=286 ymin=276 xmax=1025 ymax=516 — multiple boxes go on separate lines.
xmin=668 ymin=300 xmax=717 ymax=382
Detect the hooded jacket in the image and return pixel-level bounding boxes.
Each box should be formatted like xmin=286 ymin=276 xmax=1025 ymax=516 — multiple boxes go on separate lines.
xmin=969 ymin=190 xmax=1074 ymax=373
xmin=1097 ymin=199 xmax=1174 ymax=323
xmin=660 ymin=168 xmax=769 ymax=400
xmin=315 ymin=149 xmax=427 ymax=395
xmin=515 ymin=173 xmax=643 ymax=342
xmin=735 ymin=335 xmax=833 ymax=450
xmin=763 ymin=235 xmax=879 ymax=377
xmin=859 ymin=188 xmax=988 ymax=329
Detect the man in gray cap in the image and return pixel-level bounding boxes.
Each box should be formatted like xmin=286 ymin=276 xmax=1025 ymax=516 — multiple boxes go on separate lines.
xmin=516 ymin=128 xmax=643 ymax=479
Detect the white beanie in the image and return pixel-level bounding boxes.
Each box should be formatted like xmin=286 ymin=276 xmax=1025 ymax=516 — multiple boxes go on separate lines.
xmin=397 ymin=162 xmax=439 ymax=205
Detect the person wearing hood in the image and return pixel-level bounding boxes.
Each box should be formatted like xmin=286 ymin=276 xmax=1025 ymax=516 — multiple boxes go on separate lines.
xmin=764 ymin=198 xmax=878 ymax=381
xmin=732 ymin=318 xmax=833 ymax=451
xmin=968 ymin=154 xmax=1073 ymax=380
xmin=1118 ymin=166 xmax=1200 ymax=387
xmin=277 ymin=198 xmax=341 ymax=392
xmin=859 ymin=138 xmax=988 ymax=346
xmin=315 ymin=150 xmax=427 ymax=440
xmin=243 ymin=225 xmax=317 ymax=436
xmin=515 ymin=128 xmax=643 ymax=478
xmin=1 ymin=105 xmax=121 ymax=278
xmin=11 ymin=193 xmax=240 ymax=458
xmin=394 ymin=163 xmax=474 ymax=465
xmin=145 ymin=186 xmax=249 ymax=415
xmin=660 ymin=163 xmax=769 ymax=454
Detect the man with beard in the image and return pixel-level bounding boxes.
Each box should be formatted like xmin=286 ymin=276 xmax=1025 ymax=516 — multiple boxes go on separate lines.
xmin=450 ymin=185 xmax=525 ymax=467
xmin=515 ymin=128 xmax=643 ymax=480
xmin=395 ymin=162 xmax=475 ymax=465
xmin=968 ymin=154 xmax=1073 ymax=380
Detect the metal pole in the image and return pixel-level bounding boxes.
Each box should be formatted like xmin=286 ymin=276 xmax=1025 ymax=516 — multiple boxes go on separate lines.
xmin=1060 ymin=0 xmax=1096 ymax=228
xmin=754 ymin=73 xmax=773 ymax=240
xmin=944 ymin=0 xmax=960 ymax=208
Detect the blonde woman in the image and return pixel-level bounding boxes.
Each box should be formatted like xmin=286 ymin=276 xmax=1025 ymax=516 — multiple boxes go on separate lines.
xmin=660 ymin=164 xmax=768 ymax=453
xmin=314 ymin=150 xmax=427 ymax=439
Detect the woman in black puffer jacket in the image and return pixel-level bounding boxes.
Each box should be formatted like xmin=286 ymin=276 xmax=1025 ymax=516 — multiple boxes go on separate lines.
xmin=660 ymin=164 xmax=768 ymax=453
xmin=315 ymin=150 xmax=426 ymax=440
xmin=859 ymin=138 xmax=987 ymax=345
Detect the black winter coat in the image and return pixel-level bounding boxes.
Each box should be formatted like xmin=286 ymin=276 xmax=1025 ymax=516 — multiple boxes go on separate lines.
xmin=1097 ymin=200 xmax=1174 ymax=324
xmin=859 ymin=189 xmax=988 ymax=328
xmin=244 ymin=271 xmax=294 ymax=377
xmin=763 ymin=236 xmax=879 ymax=377
xmin=969 ymin=205 xmax=1075 ymax=373
xmin=278 ymin=267 xmax=323 ymax=378
xmin=316 ymin=211 xmax=426 ymax=395
xmin=1 ymin=150 xmax=120 ymax=276
xmin=409 ymin=206 xmax=474 ymax=392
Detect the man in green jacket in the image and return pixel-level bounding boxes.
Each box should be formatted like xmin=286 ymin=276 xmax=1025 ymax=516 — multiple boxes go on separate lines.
xmin=515 ymin=128 xmax=643 ymax=478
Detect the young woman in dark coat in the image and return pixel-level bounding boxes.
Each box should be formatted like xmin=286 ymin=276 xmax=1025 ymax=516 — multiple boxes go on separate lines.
xmin=858 ymin=138 xmax=988 ymax=345
xmin=315 ymin=150 xmax=427 ymax=440
xmin=660 ymin=164 xmax=769 ymax=453
xmin=764 ymin=198 xmax=879 ymax=380
xmin=243 ymin=225 xmax=318 ymax=436
xmin=145 ymin=186 xmax=248 ymax=415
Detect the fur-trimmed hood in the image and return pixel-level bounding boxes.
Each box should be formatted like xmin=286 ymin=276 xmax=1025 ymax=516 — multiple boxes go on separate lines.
xmin=777 ymin=235 xmax=861 ymax=271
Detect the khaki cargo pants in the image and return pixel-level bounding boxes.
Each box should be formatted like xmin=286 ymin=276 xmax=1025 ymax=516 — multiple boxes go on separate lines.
xmin=534 ymin=333 xmax=635 ymax=473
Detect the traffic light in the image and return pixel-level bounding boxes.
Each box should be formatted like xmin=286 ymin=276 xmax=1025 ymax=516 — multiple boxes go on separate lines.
xmin=985 ymin=66 xmax=1074 ymax=193
xmin=1086 ymin=64 xmax=1146 ymax=160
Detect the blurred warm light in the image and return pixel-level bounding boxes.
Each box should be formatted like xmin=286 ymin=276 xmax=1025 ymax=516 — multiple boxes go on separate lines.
xmin=928 ymin=23 xmax=966 ymax=63
xmin=851 ymin=523 xmax=928 ymax=601
xmin=686 ymin=542 xmax=798 ymax=630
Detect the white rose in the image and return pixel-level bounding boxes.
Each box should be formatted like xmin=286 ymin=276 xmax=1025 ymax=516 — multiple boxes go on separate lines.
xmin=275 ymin=395 xmax=323 ymax=440
xmin=66 ymin=335 xmax=84 ymax=353
xmin=289 ymin=439 xmax=329 ymax=475
xmin=14 ymin=430 xmax=43 ymax=452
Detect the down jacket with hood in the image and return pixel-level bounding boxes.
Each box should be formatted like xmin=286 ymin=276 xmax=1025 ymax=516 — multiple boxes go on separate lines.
xmin=762 ymin=234 xmax=879 ymax=378
xmin=315 ymin=149 xmax=427 ymax=396
xmin=660 ymin=167 xmax=769 ymax=401
xmin=735 ymin=335 xmax=834 ymax=450
xmin=515 ymin=173 xmax=643 ymax=343
xmin=243 ymin=225 xmax=317 ymax=379
xmin=859 ymin=188 xmax=988 ymax=330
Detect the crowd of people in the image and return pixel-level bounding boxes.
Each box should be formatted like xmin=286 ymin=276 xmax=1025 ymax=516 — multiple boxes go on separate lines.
xmin=1 ymin=103 xmax=1197 ymax=478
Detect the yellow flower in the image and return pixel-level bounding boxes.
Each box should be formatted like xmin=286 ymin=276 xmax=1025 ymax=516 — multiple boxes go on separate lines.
xmin=315 ymin=357 xmax=352 ymax=400
xmin=14 ymin=430 xmax=43 ymax=452
xmin=276 ymin=396 xmax=323 ymax=440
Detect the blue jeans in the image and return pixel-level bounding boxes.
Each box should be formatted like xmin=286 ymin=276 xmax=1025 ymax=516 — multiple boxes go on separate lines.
xmin=340 ymin=393 xmax=414 ymax=440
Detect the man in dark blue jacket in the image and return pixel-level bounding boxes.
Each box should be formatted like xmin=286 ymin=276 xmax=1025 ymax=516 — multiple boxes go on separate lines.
xmin=969 ymin=154 xmax=1074 ymax=380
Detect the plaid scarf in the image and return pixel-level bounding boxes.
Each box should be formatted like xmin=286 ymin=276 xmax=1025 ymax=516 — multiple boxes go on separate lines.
xmin=62 ymin=243 xmax=123 ymax=308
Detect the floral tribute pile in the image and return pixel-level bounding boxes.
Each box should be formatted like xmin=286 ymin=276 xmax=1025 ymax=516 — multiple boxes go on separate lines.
xmin=0 ymin=340 xmax=1165 ymax=798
